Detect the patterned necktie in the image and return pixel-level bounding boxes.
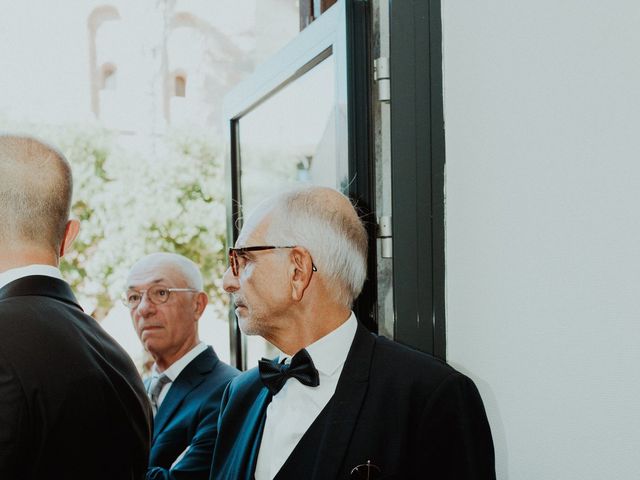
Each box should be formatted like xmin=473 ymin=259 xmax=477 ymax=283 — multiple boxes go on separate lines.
xmin=148 ymin=373 xmax=171 ymax=415
xmin=258 ymin=348 xmax=320 ymax=395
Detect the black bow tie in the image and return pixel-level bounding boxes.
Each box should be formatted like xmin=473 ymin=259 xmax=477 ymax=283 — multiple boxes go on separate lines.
xmin=259 ymin=348 xmax=320 ymax=395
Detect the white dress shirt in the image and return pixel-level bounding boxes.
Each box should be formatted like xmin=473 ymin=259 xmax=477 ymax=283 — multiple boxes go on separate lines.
xmin=148 ymin=342 xmax=208 ymax=408
xmin=0 ymin=264 xmax=64 ymax=290
xmin=254 ymin=313 xmax=358 ymax=480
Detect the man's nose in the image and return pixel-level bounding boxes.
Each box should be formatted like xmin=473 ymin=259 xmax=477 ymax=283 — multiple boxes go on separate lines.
xmin=136 ymin=293 xmax=155 ymax=317
xmin=222 ymin=267 xmax=239 ymax=293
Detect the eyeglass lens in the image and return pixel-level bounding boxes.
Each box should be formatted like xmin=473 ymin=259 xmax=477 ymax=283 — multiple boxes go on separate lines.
xmin=126 ymin=286 xmax=170 ymax=307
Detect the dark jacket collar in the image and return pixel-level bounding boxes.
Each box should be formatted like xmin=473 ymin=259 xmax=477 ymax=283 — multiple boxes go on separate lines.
xmin=214 ymin=369 xmax=272 ymax=480
xmin=0 ymin=275 xmax=83 ymax=311
xmin=153 ymin=346 xmax=219 ymax=437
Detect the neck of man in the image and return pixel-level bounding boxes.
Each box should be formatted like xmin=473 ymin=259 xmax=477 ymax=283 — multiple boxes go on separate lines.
xmin=270 ymin=301 xmax=352 ymax=356
xmin=153 ymin=335 xmax=200 ymax=373
xmin=0 ymin=244 xmax=59 ymax=273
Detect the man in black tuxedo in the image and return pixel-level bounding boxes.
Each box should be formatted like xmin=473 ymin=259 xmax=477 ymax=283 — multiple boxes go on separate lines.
xmin=126 ymin=253 xmax=239 ymax=480
xmin=0 ymin=134 xmax=152 ymax=479
xmin=210 ymin=186 xmax=496 ymax=480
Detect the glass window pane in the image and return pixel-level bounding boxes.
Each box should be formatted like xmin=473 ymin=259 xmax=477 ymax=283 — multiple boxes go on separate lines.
xmin=238 ymin=53 xmax=348 ymax=213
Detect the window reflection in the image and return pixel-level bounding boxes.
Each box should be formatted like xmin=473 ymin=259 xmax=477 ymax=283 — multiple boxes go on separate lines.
xmin=238 ymin=53 xmax=347 ymax=213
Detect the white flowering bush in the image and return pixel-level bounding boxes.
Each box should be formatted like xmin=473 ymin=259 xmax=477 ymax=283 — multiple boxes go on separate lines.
xmin=46 ymin=125 xmax=228 ymax=319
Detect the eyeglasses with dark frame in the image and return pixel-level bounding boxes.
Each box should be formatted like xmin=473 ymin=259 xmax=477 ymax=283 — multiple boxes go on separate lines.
xmin=121 ymin=285 xmax=199 ymax=309
xmin=227 ymin=245 xmax=318 ymax=277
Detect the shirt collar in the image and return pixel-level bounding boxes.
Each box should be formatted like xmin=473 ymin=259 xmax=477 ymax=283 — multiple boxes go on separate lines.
xmin=0 ymin=264 xmax=64 ymax=291
xmin=279 ymin=312 xmax=358 ymax=377
xmin=152 ymin=342 xmax=208 ymax=382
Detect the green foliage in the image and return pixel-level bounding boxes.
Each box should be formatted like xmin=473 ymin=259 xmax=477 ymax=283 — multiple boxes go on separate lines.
xmin=33 ymin=124 xmax=227 ymax=319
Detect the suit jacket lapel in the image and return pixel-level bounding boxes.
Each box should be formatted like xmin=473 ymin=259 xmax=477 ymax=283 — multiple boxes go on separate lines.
xmin=215 ymin=382 xmax=271 ymax=480
xmin=153 ymin=348 xmax=217 ymax=438
xmin=244 ymin=388 xmax=271 ymax=480
xmin=308 ymin=323 xmax=375 ymax=480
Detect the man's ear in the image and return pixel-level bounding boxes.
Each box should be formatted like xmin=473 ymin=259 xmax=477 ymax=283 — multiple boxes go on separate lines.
xmin=59 ymin=219 xmax=80 ymax=258
xmin=290 ymin=247 xmax=315 ymax=302
xmin=194 ymin=291 xmax=209 ymax=319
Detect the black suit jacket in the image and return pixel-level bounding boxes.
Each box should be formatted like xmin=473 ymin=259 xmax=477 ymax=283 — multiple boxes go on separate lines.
xmin=0 ymin=275 xmax=153 ymax=480
xmin=210 ymin=322 xmax=495 ymax=480
xmin=147 ymin=346 xmax=239 ymax=480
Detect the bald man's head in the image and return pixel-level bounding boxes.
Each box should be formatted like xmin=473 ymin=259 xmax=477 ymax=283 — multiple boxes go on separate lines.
xmin=0 ymin=134 xmax=73 ymax=254
xmin=127 ymin=252 xmax=204 ymax=292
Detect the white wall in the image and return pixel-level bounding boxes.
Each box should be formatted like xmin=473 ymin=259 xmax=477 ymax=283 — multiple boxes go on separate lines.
xmin=442 ymin=2 xmax=640 ymax=479
xmin=0 ymin=0 xmax=96 ymax=124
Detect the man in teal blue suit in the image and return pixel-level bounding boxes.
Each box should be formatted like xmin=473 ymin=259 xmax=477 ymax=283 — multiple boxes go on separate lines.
xmin=210 ymin=187 xmax=495 ymax=480
xmin=126 ymin=253 xmax=239 ymax=480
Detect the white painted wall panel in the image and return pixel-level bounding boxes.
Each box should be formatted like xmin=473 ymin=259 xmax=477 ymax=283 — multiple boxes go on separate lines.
xmin=442 ymin=2 xmax=640 ymax=478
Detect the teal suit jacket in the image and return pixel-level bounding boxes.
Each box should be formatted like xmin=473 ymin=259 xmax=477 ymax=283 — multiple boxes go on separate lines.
xmin=210 ymin=323 xmax=495 ymax=479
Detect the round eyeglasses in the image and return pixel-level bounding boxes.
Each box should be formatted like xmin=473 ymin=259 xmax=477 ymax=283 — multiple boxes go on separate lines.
xmin=121 ymin=285 xmax=198 ymax=309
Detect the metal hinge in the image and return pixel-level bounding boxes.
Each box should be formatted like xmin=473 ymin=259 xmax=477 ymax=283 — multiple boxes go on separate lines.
xmin=378 ymin=215 xmax=392 ymax=258
xmin=373 ymin=57 xmax=390 ymax=103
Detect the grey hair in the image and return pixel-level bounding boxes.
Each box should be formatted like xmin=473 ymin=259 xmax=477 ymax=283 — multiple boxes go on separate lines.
xmin=129 ymin=252 xmax=204 ymax=291
xmin=258 ymin=186 xmax=368 ymax=307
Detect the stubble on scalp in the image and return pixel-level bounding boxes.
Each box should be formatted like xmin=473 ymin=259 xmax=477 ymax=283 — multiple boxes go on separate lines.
xmin=0 ymin=134 xmax=72 ymax=252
